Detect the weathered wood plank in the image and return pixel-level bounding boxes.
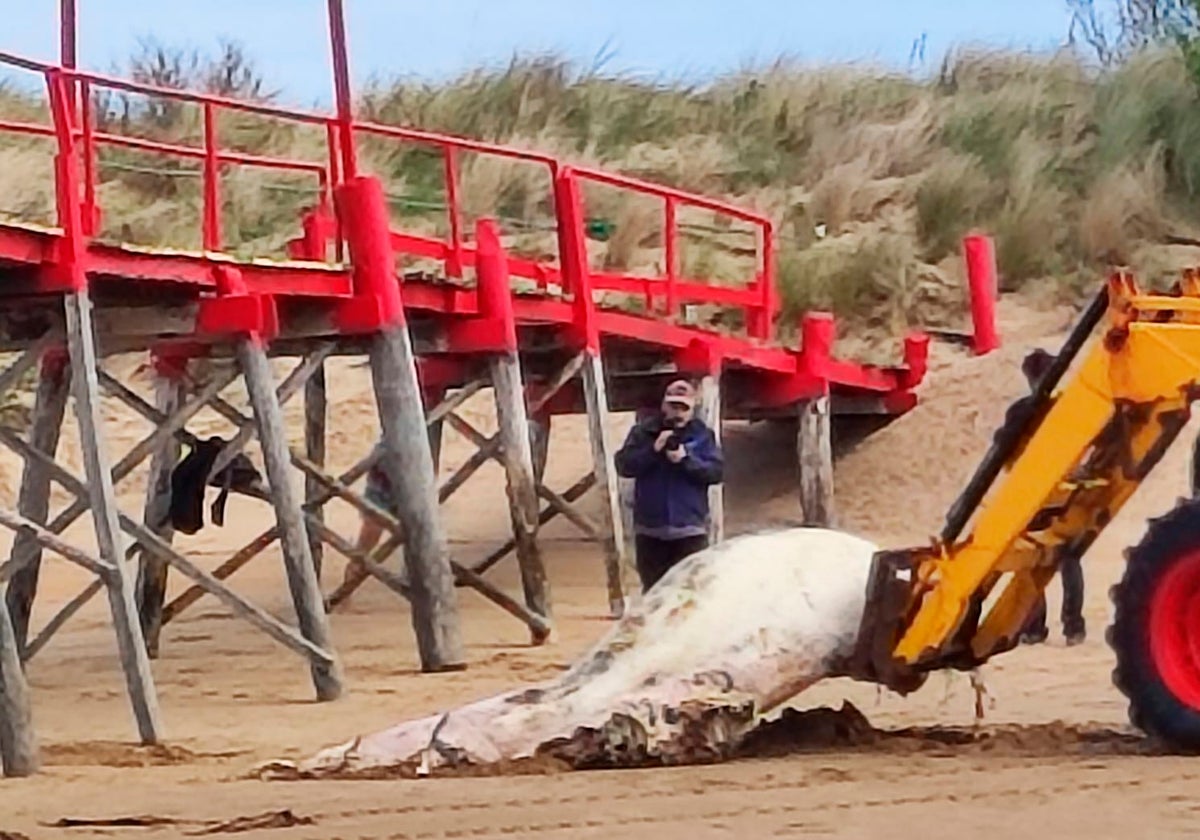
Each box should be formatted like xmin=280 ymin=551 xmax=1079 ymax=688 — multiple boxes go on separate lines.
xmin=0 ymin=589 xmax=36 ymax=777
xmin=580 ymin=352 xmax=627 ymax=618
xmin=698 ymin=373 xmax=725 ymax=545
xmin=64 ymin=290 xmax=162 ymax=745
xmin=4 ymin=354 xmax=69 ymax=655
xmin=135 ymin=373 xmax=185 ymax=658
xmin=490 ymin=353 xmax=551 ymax=641
xmin=237 ymin=339 xmax=343 ymax=701
xmin=368 ymin=325 xmax=464 ymax=672
xmin=304 ymin=359 xmax=327 ymax=578
xmin=798 ymin=394 xmax=834 ymax=527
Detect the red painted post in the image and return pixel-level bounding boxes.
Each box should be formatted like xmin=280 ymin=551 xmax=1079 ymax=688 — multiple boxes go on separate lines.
xmin=474 ymin=218 xmax=518 ymax=352
xmin=443 ymin=147 xmax=464 ymax=279
xmin=751 ymin=221 xmax=777 ymax=341
xmin=201 ymin=103 xmax=221 ymax=251
xmin=553 ymin=167 xmax=599 ymax=353
xmin=79 ymin=79 xmax=98 ymax=237
xmin=326 ymin=0 xmax=359 ymax=181
xmin=800 ymin=312 xmax=835 ymax=379
xmin=963 ymin=233 xmax=1000 ymax=355
xmin=46 ymin=69 xmax=87 ymax=292
xmin=663 ymin=197 xmax=677 ymax=320
xmin=334 ymin=176 xmax=404 ymax=331
xmin=324 ymin=122 xmax=345 ymax=262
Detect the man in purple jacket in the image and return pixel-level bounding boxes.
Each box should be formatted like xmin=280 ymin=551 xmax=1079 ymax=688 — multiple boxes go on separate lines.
xmin=615 ymin=379 xmax=724 ymax=592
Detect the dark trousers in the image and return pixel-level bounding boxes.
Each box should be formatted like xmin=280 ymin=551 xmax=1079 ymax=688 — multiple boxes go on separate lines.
xmin=634 ymin=533 xmax=709 ymax=593
xmin=1024 ymin=554 xmax=1086 ymax=638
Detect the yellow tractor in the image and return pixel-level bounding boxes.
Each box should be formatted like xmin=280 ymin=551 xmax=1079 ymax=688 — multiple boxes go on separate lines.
xmin=852 ymin=270 xmax=1200 ymax=750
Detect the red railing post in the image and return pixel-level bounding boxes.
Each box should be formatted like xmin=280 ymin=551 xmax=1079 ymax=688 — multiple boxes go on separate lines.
xmin=45 ymin=68 xmax=88 ymax=291
xmin=334 ymin=175 xmax=404 ymax=332
xmin=201 ymin=102 xmax=221 ymax=251
xmin=474 ymin=218 xmax=518 ymax=352
xmin=553 ymin=167 xmax=599 ymax=352
xmin=962 ymin=233 xmax=1000 ymax=355
xmin=79 ymin=78 xmax=99 ymax=236
xmin=324 ymin=121 xmax=345 ymax=262
xmin=752 ymin=221 xmax=776 ymax=341
xmin=443 ymin=146 xmax=464 ymax=278
xmin=663 ymin=196 xmax=677 ymax=320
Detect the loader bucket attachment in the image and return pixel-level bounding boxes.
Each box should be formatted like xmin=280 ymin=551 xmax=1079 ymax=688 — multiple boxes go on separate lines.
xmin=846 ymin=547 xmax=929 ymax=695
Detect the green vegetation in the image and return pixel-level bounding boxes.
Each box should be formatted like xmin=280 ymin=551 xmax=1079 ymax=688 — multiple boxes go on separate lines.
xmin=7 ymin=31 xmax=1200 ymax=345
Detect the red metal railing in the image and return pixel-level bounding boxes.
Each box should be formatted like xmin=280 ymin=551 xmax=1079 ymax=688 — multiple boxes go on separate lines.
xmin=0 ymin=52 xmax=335 ymax=251
xmin=571 ymin=166 xmax=775 ymax=340
xmin=351 ymin=121 xmax=561 ymax=287
xmin=0 ymin=49 xmax=779 ymax=340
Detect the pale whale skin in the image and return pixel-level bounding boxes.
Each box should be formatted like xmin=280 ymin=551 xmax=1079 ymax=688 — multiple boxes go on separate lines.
xmin=287 ymin=528 xmax=879 ymax=775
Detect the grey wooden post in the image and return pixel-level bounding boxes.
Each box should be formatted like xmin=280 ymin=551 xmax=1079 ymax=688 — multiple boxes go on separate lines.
xmin=368 ymin=326 xmax=464 ymax=671
xmin=698 ymin=373 xmax=724 ymax=545
xmin=490 ymin=355 xmax=551 ymax=642
xmin=5 ymin=353 xmax=69 ymax=655
xmin=305 ymin=360 xmax=327 ymax=578
xmin=580 ymin=352 xmax=626 ymax=618
xmin=237 ymin=341 xmax=343 ymax=700
xmin=136 ymin=366 xmax=186 ymax=658
xmin=0 ymin=586 xmax=36 ymax=777
xmin=798 ymin=394 xmax=834 ymax=527
xmin=64 ymin=290 xmax=162 ymax=744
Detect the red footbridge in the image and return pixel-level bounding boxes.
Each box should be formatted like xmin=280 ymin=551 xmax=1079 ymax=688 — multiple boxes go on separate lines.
xmin=0 ymin=32 xmax=930 ymax=427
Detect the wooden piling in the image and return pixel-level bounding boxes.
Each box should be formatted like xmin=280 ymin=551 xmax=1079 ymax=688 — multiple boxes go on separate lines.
xmin=304 ymin=360 xmax=327 ymax=577
xmin=797 ymin=393 xmax=834 ymax=527
xmin=136 ymin=368 xmax=185 ymax=657
xmin=698 ymin=373 xmax=724 ymax=545
xmin=5 ymin=353 xmax=69 ymax=655
xmin=580 ymin=352 xmax=626 ymax=618
xmin=369 ymin=325 xmax=465 ymax=671
xmin=238 ymin=340 xmax=344 ymax=701
xmin=490 ymin=354 xmax=551 ymax=641
xmin=0 ymin=591 xmax=36 ymax=777
xmin=64 ymin=290 xmax=162 ymax=744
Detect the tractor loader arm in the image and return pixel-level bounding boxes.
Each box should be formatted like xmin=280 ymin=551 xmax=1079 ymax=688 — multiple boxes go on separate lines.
xmin=850 ymin=271 xmax=1200 ymax=697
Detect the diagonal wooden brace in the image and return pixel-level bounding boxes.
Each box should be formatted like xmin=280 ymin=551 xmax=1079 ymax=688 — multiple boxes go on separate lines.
xmin=160 ymin=379 xmax=487 ymax=622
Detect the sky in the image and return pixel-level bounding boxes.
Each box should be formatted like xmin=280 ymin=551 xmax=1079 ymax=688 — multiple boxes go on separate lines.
xmin=1 ymin=1 xmax=1077 ymax=108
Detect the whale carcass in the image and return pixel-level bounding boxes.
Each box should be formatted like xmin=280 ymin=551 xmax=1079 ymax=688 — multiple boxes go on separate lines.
xmin=267 ymin=527 xmax=879 ymax=777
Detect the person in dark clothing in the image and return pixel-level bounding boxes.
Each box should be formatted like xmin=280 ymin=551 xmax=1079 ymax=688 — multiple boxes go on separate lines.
xmin=614 ymin=379 xmax=724 ymax=592
xmin=1005 ymin=348 xmax=1086 ymax=646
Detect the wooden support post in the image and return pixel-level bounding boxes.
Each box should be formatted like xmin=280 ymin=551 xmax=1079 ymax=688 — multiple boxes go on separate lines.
xmin=529 ymin=413 xmax=549 ymax=486
xmin=369 ymin=326 xmax=464 ymax=671
xmin=580 ymin=352 xmax=626 ymax=618
xmin=698 ymin=373 xmax=724 ymax=545
xmin=0 ymin=587 xmax=36 ymax=777
xmin=64 ymin=290 xmax=162 ymax=744
xmin=305 ymin=360 xmax=327 ymax=578
xmin=490 ymin=354 xmax=551 ymax=642
xmin=136 ymin=368 xmax=185 ymax=658
xmin=797 ymin=393 xmax=834 ymax=527
xmin=237 ymin=340 xmax=343 ymax=701
xmin=5 ymin=353 xmax=69 ymax=655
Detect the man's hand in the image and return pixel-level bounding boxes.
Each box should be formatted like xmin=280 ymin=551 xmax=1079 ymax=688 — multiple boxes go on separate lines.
xmin=665 ymin=445 xmax=686 ymax=464
xmin=653 ymin=429 xmax=675 ymax=452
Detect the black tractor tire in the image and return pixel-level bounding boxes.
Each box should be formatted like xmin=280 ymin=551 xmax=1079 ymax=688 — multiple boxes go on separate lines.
xmin=1110 ymin=499 xmax=1200 ymax=752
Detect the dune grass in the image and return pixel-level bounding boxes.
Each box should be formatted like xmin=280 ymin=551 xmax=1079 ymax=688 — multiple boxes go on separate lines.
xmin=4 ymin=43 xmax=1200 ymax=348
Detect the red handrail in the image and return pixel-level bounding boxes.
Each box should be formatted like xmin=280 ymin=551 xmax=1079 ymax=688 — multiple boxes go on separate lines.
xmin=0 ymin=48 xmax=779 ymax=340
xmin=570 ymin=166 xmax=775 ymax=339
